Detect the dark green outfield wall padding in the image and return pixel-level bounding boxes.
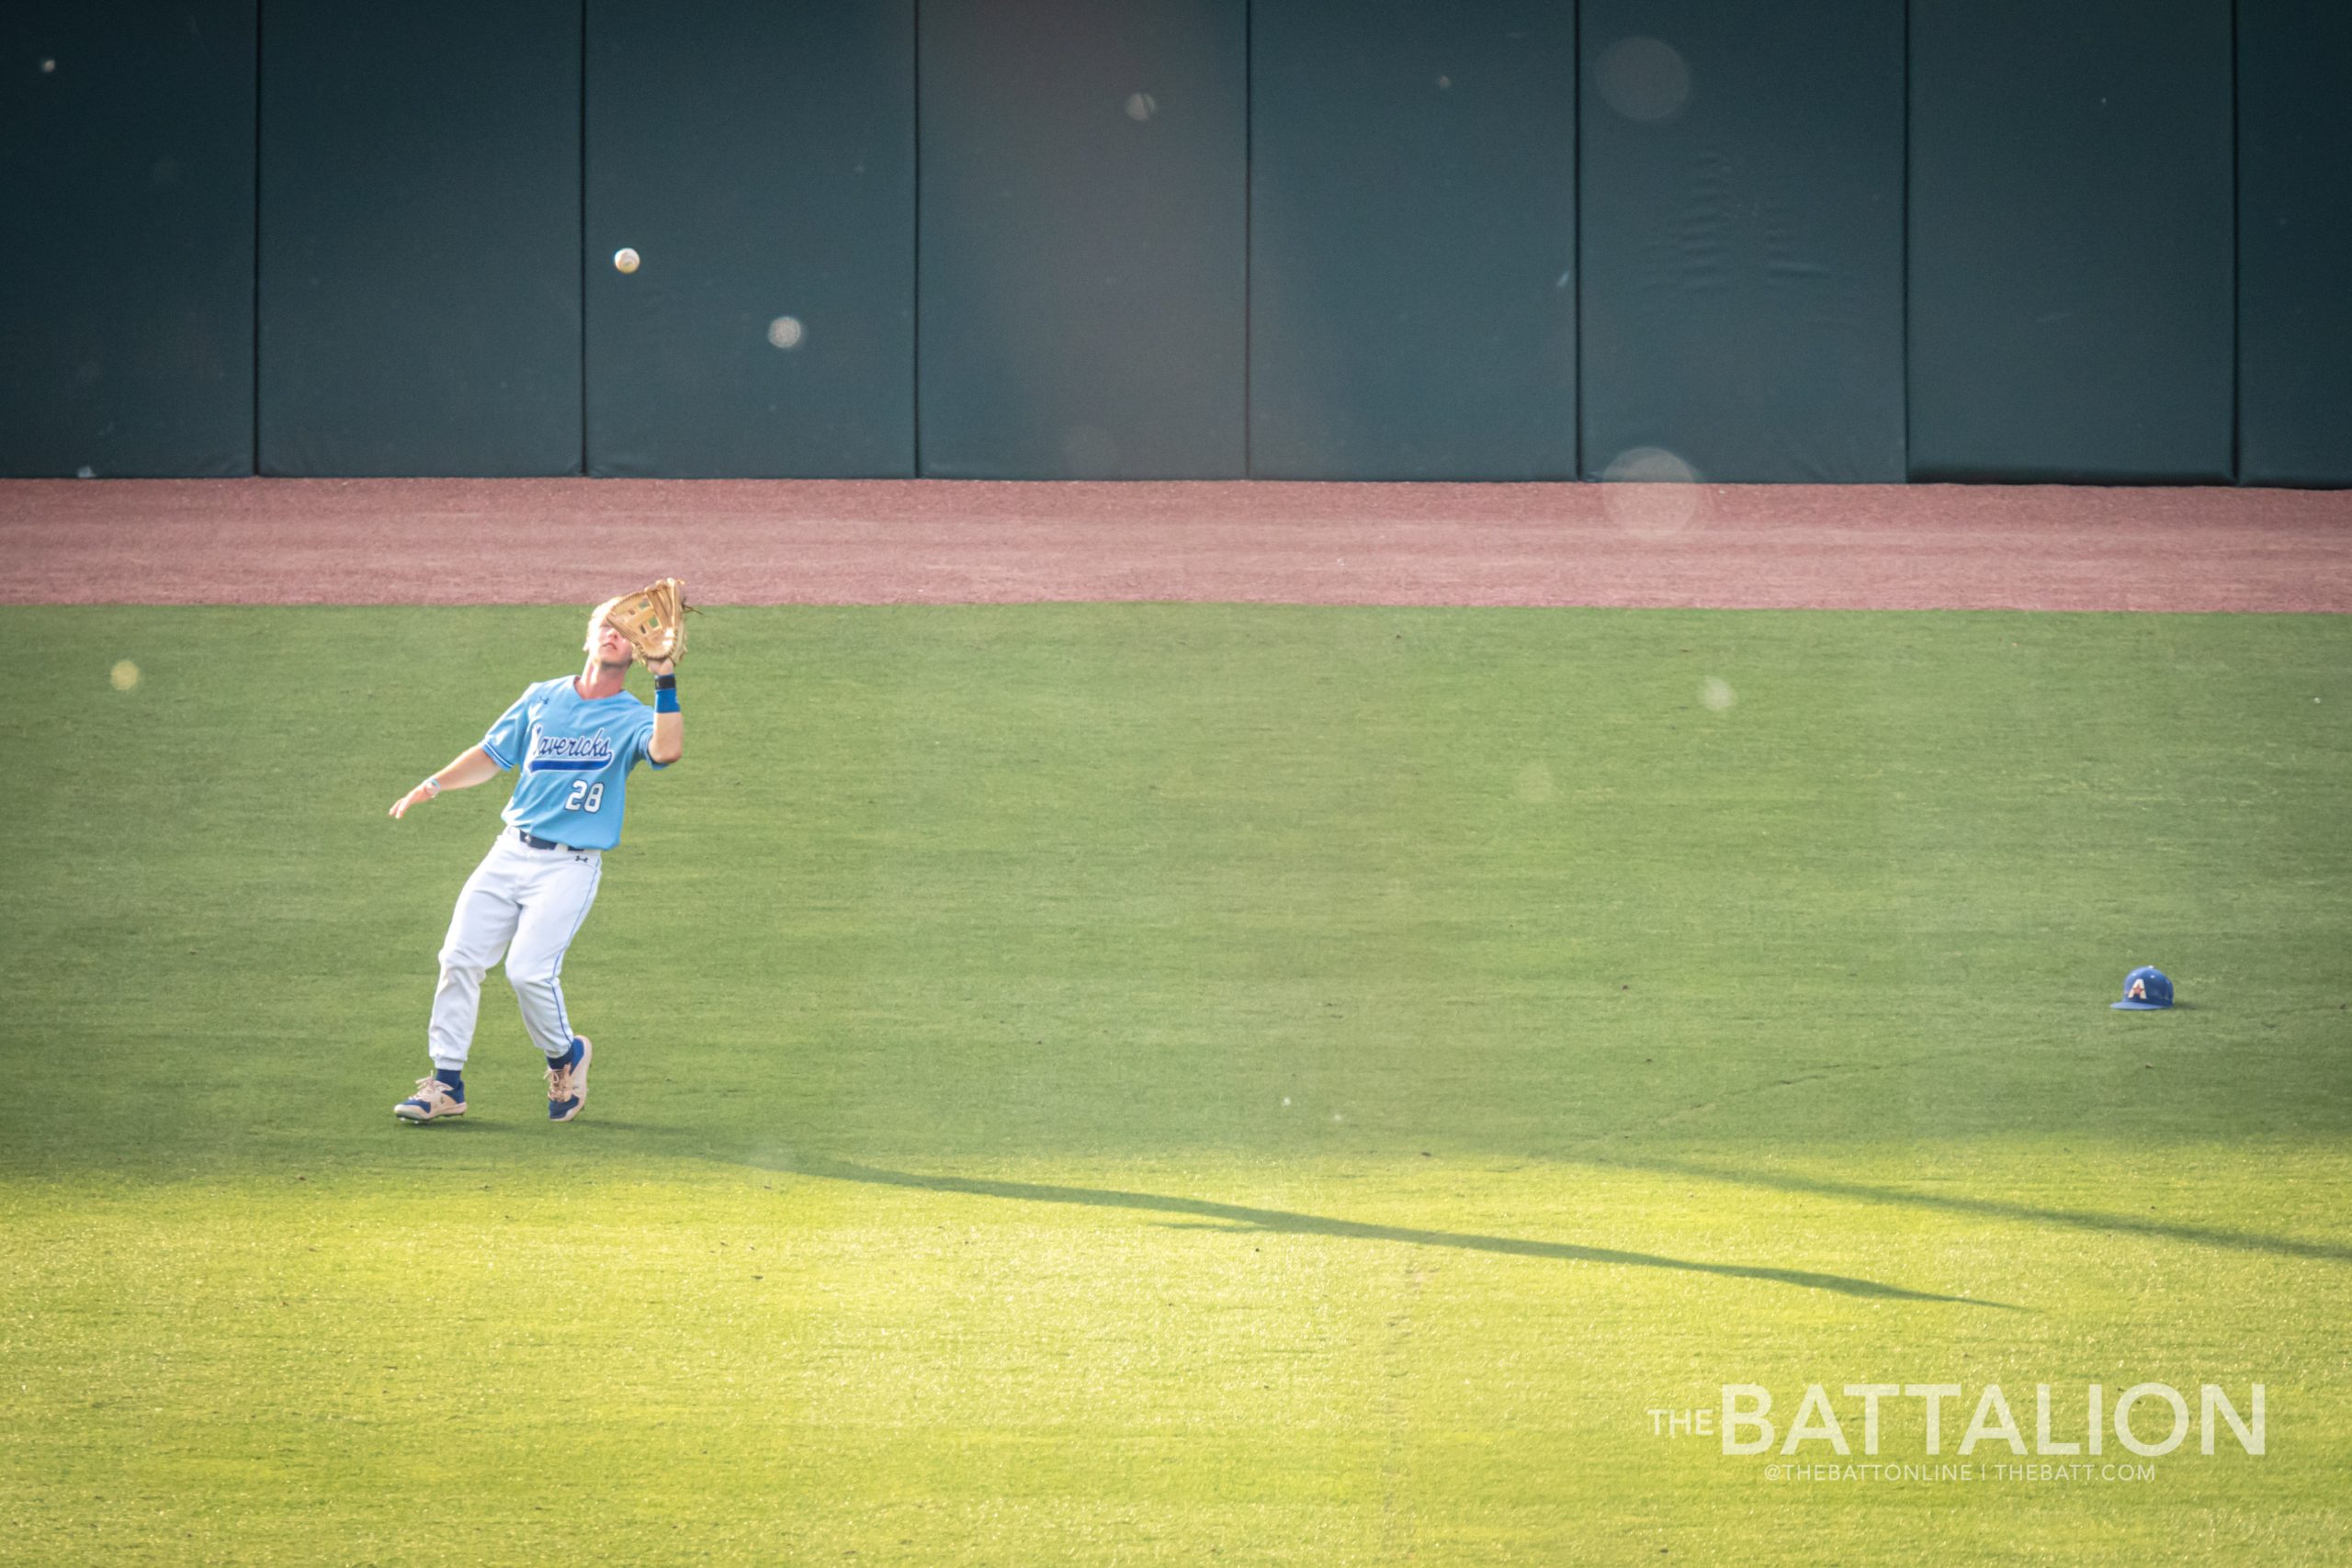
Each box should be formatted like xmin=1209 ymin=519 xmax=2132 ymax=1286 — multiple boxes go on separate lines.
xmin=258 ymin=0 xmax=580 ymax=476
xmin=2237 ymin=0 xmax=2352 ymax=489
xmin=1579 ymin=0 xmax=1904 ymax=483
xmin=585 ymin=0 xmax=914 ymax=478
xmin=2 ymin=2 xmax=254 ymax=478
xmin=20 ymin=3 xmax=2350 ymax=485
xmin=1907 ymin=0 xmax=2233 ymax=484
xmin=917 ymin=0 xmax=1246 ymax=479
xmin=1249 ymin=4 xmax=1577 ymax=480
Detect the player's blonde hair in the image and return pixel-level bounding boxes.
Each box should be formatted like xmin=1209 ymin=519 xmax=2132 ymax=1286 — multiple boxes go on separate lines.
xmin=585 ymin=597 xmax=633 ymax=662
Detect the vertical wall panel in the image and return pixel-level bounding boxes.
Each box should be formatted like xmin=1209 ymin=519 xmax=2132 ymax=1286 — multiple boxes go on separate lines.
xmin=586 ymin=0 xmax=914 ymax=478
xmin=1250 ymin=4 xmax=1576 ymax=480
xmin=3 ymin=2 xmax=254 ymax=477
xmin=1580 ymin=0 xmax=1904 ymax=483
xmin=1908 ymin=0 xmax=2233 ymax=483
xmin=2238 ymin=0 xmax=2352 ymax=488
xmin=918 ymin=0 xmax=1245 ymax=479
xmin=259 ymin=0 xmax=580 ymax=476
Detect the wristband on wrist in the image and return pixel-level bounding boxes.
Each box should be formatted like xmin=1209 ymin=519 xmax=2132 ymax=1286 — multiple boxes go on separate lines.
xmin=655 ymin=684 xmax=681 ymax=714
xmin=653 ymin=672 xmax=677 ymax=690
xmin=420 ymin=776 xmax=441 ymax=799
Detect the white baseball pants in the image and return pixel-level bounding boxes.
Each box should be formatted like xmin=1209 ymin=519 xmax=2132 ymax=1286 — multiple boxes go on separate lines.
xmin=428 ymin=829 xmax=605 ymax=1071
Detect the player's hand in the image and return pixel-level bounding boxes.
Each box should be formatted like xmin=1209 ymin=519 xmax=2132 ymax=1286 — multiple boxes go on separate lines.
xmin=646 ymin=656 xmax=676 ymax=678
xmin=390 ymin=783 xmax=435 ymax=819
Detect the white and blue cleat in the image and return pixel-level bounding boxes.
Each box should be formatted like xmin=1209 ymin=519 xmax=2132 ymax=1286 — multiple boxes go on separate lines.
xmin=547 ymin=1036 xmax=593 ymax=1122
xmin=395 ymin=1074 xmax=466 ymax=1124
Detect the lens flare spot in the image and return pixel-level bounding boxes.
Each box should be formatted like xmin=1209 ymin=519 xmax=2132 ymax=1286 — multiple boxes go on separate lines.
xmin=1600 ymin=446 xmax=1704 ymax=536
xmin=1597 ymin=36 xmax=1691 ymax=123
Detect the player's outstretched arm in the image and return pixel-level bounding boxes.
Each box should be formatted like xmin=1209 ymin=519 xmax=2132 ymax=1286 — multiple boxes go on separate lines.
xmin=389 ymin=745 xmax=503 ymax=819
xmin=647 ymin=657 xmax=684 ymax=765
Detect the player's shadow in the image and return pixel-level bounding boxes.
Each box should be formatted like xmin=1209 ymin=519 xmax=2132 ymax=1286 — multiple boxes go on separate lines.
xmin=1583 ymin=1154 xmax=2352 ymax=1266
xmin=783 ymin=1155 xmax=2018 ymax=1310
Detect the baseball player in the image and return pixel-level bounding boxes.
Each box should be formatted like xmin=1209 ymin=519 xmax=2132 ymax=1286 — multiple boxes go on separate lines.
xmin=385 ymin=600 xmax=684 ymax=1124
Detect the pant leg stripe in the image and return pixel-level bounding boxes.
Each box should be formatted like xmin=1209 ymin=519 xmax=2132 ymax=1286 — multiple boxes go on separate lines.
xmin=547 ymin=855 xmax=604 ymax=1048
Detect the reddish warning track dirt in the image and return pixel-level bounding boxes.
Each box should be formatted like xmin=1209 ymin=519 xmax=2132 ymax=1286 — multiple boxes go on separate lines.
xmin=2 ymin=478 xmax=2345 ymax=611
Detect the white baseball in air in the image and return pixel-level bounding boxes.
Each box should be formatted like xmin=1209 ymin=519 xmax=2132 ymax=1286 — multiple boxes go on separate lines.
xmin=766 ymin=315 xmax=804 ymax=350
xmin=613 ymin=247 xmax=640 ymax=275
xmin=110 ymin=660 xmax=141 ymax=692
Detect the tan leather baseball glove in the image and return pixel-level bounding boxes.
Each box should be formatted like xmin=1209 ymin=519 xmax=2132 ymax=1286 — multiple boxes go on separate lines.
xmin=605 ymin=578 xmax=693 ymax=664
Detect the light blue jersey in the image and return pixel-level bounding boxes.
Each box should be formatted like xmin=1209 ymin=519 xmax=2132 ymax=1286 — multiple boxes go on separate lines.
xmin=479 ymin=677 xmax=669 ymax=851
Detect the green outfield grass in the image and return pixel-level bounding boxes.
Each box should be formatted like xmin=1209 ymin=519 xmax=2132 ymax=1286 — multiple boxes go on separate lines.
xmin=2 ymin=604 xmax=2348 ymax=1565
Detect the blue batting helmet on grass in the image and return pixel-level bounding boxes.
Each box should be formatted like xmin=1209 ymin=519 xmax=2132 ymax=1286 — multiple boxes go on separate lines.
xmin=2111 ymin=966 xmax=2175 ymax=1010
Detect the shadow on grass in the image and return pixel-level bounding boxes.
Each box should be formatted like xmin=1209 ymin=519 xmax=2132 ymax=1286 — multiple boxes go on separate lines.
xmin=791 ymin=1156 xmax=2018 ymax=1310
xmin=1590 ymin=1155 xmax=2352 ymax=1266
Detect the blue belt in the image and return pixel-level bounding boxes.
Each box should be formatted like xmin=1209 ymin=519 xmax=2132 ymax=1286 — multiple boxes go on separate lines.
xmin=516 ymin=829 xmax=587 ymax=852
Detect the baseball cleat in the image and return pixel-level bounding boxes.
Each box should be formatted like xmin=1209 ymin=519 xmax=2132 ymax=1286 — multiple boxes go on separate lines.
xmin=395 ymin=1076 xmax=466 ymax=1124
xmin=547 ymin=1036 xmax=592 ymax=1122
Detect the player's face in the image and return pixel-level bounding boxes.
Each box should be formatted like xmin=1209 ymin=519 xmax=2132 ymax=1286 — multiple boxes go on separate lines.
xmin=589 ymin=621 xmax=635 ymax=667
